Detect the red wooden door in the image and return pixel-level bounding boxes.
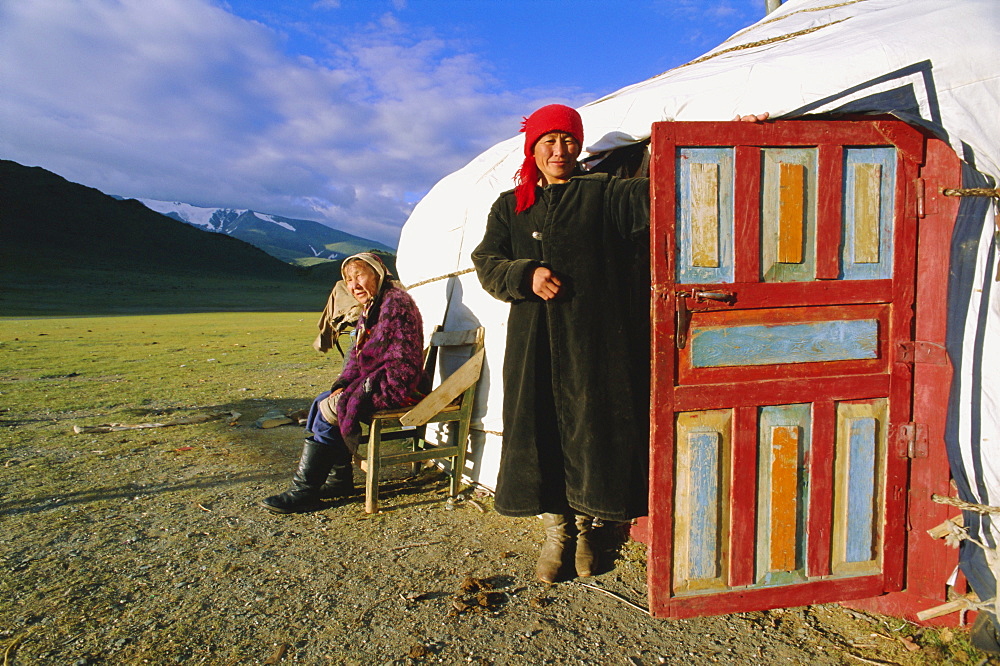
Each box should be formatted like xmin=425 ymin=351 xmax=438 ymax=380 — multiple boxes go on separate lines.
xmin=648 ymin=119 xmax=926 ymax=618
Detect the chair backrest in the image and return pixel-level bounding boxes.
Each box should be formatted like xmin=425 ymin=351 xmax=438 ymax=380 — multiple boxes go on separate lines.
xmin=399 ymin=326 xmax=485 ymax=428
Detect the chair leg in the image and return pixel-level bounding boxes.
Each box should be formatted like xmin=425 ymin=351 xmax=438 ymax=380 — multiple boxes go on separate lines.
xmin=451 ymin=420 xmax=471 ymax=498
xmin=410 ymin=425 xmax=427 ymax=476
xmin=365 ymin=420 xmax=382 ymax=514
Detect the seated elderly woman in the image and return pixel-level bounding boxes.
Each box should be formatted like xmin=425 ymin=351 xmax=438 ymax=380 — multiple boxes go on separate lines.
xmin=262 ymin=252 xmax=425 ymax=514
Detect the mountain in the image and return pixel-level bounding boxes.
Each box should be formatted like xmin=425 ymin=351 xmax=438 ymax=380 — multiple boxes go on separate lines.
xmin=137 ymin=199 xmax=394 ymax=266
xmin=0 ymin=159 xmax=331 ymax=315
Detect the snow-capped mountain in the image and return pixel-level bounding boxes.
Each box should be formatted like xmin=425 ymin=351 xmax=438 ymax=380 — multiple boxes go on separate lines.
xmin=137 ymin=198 xmax=394 ymax=265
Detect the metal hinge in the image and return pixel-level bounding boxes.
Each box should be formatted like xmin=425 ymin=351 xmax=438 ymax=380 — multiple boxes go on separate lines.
xmin=898 ymin=423 xmax=928 ymax=458
xmin=897 ymin=340 xmax=949 ymax=365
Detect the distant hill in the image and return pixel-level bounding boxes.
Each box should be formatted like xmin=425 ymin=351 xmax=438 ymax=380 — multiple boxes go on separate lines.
xmin=0 ymin=160 xmax=336 ymax=315
xmin=136 ymin=199 xmax=395 ymax=266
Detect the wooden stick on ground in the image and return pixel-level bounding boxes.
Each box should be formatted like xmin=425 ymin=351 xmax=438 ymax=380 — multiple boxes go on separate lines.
xmin=572 ymin=581 xmax=650 ymax=616
xmin=844 ymin=653 xmax=899 ymax=666
xmin=4 ymin=634 xmax=25 ymax=666
xmin=389 ymin=540 xmax=442 ymax=551
xmin=73 ymin=410 xmax=240 ymax=434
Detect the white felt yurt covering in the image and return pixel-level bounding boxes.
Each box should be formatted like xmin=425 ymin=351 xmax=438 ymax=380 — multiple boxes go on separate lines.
xmin=396 ymin=0 xmax=999 ymax=615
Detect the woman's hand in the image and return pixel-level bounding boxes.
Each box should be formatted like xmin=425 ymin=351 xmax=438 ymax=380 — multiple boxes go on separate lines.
xmin=319 ymin=390 xmax=342 ymax=424
xmin=732 ymin=112 xmax=770 ymax=122
xmin=532 ymin=266 xmax=562 ymax=300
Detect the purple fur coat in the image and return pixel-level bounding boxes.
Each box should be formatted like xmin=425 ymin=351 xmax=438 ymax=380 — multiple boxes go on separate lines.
xmin=330 ymin=286 xmax=424 ymax=450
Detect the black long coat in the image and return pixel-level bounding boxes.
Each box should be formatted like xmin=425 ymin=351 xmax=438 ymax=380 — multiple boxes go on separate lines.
xmin=471 ymin=173 xmax=650 ymax=521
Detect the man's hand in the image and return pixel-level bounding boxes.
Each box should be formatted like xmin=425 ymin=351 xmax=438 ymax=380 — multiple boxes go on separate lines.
xmin=531 ymin=266 xmax=562 ymax=300
xmin=733 ymin=112 xmax=770 ymax=122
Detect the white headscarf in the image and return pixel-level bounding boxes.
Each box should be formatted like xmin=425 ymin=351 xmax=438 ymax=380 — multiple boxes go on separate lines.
xmin=340 ymin=252 xmax=388 ymax=294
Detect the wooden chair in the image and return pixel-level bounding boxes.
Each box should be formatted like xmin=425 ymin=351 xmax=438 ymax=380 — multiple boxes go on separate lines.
xmin=358 ymin=326 xmax=485 ymax=514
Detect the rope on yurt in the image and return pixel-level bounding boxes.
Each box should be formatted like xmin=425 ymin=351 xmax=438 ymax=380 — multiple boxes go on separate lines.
xmin=405 ymin=267 xmax=476 ymax=291
xmin=587 ymin=6 xmax=864 ymax=106
xmin=728 ymin=1 xmax=865 ymax=43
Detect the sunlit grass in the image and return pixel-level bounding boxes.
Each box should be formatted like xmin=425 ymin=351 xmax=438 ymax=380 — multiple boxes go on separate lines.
xmin=0 ymin=312 xmax=344 ymax=436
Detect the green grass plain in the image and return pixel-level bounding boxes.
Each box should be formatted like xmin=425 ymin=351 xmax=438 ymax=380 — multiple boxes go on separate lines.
xmin=0 ymin=312 xmax=343 ymax=435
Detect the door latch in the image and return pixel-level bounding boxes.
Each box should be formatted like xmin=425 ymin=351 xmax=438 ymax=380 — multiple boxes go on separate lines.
xmin=692 ymin=289 xmax=736 ymax=304
xmin=675 ymin=289 xmax=737 ymax=349
xmin=676 ymin=291 xmax=691 ymax=349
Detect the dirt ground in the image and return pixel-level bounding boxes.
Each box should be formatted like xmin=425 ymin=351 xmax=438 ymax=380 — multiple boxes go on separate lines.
xmin=0 ymin=411 xmax=991 ymax=665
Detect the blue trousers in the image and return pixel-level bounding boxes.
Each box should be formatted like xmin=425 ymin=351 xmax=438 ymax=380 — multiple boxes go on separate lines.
xmin=304 ymin=391 xmax=356 ymax=465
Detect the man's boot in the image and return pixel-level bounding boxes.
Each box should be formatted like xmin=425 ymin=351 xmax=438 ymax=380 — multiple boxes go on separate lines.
xmin=574 ymin=514 xmax=597 ymax=577
xmin=261 ymin=439 xmax=337 ymax=513
xmin=971 ymin=612 xmax=1000 ymax=656
xmin=536 ymin=513 xmax=571 ymax=584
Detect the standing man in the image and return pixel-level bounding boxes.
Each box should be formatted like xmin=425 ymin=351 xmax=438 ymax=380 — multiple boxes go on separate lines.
xmin=472 ymin=104 xmax=650 ymax=583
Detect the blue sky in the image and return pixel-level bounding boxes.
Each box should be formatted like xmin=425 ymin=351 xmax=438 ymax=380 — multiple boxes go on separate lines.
xmin=0 ymin=0 xmax=768 ymax=246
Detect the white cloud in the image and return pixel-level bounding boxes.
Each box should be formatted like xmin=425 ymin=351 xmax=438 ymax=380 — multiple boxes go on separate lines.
xmin=651 ymin=0 xmax=763 ymax=49
xmin=0 ymin=0 xmax=559 ymax=246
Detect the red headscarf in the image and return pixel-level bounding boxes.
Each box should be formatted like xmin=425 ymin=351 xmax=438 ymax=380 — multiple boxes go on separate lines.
xmin=514 ymin=104 xmax=584 ymax=213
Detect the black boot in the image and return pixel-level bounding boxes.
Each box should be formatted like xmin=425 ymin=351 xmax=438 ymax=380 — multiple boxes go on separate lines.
xmin=261 ymin=439 xmax=337 ymax=513
xmin=311 ymin=436 xmax=355 ymax=499
xmin=319 ymin=459 xmax=355 ymax=499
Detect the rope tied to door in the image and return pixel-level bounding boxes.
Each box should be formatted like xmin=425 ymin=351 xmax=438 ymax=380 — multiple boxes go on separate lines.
xmin=931 ymin=494 xmax=1000 ymax=621
xmin=941 ymin=188 xmax=1000 ymax=198
xmin=940 ymin=188 xmax=1000 ymax=281
xmin=933 ymin=494 xmax=1000 ymax=515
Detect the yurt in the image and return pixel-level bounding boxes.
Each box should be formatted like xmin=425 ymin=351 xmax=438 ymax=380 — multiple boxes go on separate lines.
xmin=395 ymin=0 xmax=1000 ymax=637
